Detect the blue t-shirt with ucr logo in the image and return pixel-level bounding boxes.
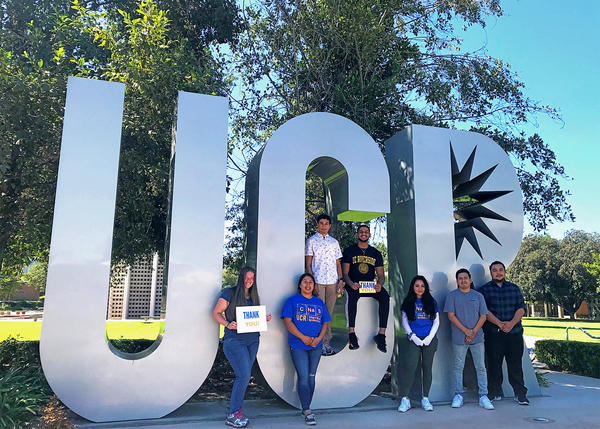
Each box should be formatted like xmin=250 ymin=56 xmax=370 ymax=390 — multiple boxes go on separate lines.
xmin=281 ymin=294 xmax=331 ymax=350
xmin=408 ymin=298 xmax=439 ymax=338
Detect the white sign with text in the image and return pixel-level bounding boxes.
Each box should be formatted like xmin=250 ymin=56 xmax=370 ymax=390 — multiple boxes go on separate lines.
xmin=236 ymin=305 xmax=268 ymax=333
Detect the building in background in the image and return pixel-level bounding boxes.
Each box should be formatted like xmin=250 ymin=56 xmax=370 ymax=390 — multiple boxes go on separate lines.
xmin=107 ymin=254 xmax=163 ymax=320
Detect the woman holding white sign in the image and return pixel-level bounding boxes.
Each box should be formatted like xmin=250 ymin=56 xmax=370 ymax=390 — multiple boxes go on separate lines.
xmin=397 ymin=275 xmax=440 ymax=413
xmin=212 ymin=267 xmax=271 ymax=428
xmin=282 ymin=273 xmax=331 ymax=426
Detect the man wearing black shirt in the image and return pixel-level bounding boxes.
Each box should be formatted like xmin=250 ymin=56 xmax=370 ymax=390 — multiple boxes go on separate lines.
xmin=342 ymin=224 xmax=389 ymax=352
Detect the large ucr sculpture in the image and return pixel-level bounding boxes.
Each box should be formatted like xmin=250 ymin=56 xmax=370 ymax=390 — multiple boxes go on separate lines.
xmin=41 ymin=78 xmax=538 ymax=423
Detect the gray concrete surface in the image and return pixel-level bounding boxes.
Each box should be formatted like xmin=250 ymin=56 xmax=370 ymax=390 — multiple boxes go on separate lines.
xmin=74 ymin=371 xmax=600 ymax=429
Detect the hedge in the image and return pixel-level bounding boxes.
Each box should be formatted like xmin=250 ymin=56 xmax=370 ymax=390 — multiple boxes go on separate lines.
xmin=535 ymin=339 xmax=600 ymax=379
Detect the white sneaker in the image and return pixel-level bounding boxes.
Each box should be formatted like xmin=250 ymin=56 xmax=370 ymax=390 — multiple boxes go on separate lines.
xmin=479 ymin=395 xmax=495 ymax=410
xmin=451 ymin=394 xmax=463 ymax=408
xmin=397 ymin=397 xmax=411 ymax=413
xmin=421 ymin=397 xmax=434 ymax=411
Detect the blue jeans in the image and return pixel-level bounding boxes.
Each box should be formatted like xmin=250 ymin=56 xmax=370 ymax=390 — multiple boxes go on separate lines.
xmin=290 ymin=346 xmax=322 ymax=412
xmin=223 ymin=338 xmax=259 ymax=414
xmin=453 ymin=342 xmax=487 ymax=396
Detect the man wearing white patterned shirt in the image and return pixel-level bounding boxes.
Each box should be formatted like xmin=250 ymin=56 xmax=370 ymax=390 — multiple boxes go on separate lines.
xmin=305 ymin=214 xmax=344 ymax=356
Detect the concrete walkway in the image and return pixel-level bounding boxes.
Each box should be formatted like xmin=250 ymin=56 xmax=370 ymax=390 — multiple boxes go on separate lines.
xmin=74 ymin=371 xmax=600 ymax=429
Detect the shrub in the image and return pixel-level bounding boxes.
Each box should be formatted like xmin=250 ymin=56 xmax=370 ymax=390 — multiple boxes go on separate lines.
xmin=535 ymin=340 xmax=600 ymax=378
xmin=0 ymin=366 xmax=50 ymax=428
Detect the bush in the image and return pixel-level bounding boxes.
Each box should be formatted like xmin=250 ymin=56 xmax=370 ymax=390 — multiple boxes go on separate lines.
xmin=0 ymin=366 xmax=50 ymax=428
xmin=535 ymin=339 xmax=600 ymax=378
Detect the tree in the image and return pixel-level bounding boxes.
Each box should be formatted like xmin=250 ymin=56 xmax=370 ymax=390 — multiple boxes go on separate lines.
xmin=226 ymin=0 xmax=573 ymax=257
xmin=0 ymin=0 xmax=241 ymax=280
xmin=508 ymin=231 xmax=600 ymax=319
xmin=585 ymin=253 xmax=600 ymax=292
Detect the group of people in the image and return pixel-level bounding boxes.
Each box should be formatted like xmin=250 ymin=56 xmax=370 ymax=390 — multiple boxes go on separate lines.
xmin=212 ymin=215 xmax=530 ymax=428
xmin=397 ymin=262 xmax=529 ymax=414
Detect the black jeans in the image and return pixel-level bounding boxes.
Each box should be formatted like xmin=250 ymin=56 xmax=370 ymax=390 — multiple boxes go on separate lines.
xmin=484 ymin=330 xmax=527 ymax=397
xmin=345 ymin=285 xmax=390 ymax=328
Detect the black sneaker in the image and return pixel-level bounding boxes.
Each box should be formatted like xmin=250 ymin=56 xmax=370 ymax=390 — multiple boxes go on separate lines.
xmin=515 ymin=394 xmax=529 ymax=405
xmin=304 ymin=413 xmax=317 ymax=425
xmin=349 ymin=332 xmax=359 ymax=350
xmin=374 ymin=333 xmax=387 ymax=353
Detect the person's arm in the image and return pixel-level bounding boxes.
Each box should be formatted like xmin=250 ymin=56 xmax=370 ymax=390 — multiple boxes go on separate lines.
xmin=212 ymin=298 xmax=236 ymax=331
xmin=305 ymin=255 xmax=313 ymax=275
xmin=486 ymin=311 xmax=506 ymax=331
xmin=374 ymin=266 xmax=385 ymax=292
xmin=422 ymin=313 xmax=440 ymax=346
xmin=470 ymin=314 xmax=487 ymax=339
xmin=501 ymin=308 xmax=525 ymax=333
xmin=283 ymin=317 xmax=313 ymax=346
xmin=447 ymin=312 xmax=471 ymax=336
xmin=402 ymin=310 xmax=423 ymax=346
xmin=336 ymin=258 xmax=344 ymax=293
xmin=343 ymin=262 xmax=359 ymax=290
xmin=309 ymin=321 xmax=331 ymax=347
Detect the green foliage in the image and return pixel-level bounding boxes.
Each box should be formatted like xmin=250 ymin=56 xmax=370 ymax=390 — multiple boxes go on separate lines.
xmin=584 ymin=253 xmax=600 ymax=292
xmin=0 ymin=338 xmax=51 ymax=428
xmin=0 ymin=0 xmax=240 ymax=280
xmin=509 ymin=231 xmax=600 ymax=319
xmin=535 ymin=339 xmax=600 ymax=379
xmin=23 ymin=261 xmax=48 ymax=293
xmin=225 ymin=0 xmax=573 ymax=255
xmin=0 ymin=274 xmax=23 ymax=301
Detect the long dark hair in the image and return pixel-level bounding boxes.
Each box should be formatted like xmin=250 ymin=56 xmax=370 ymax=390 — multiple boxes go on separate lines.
xmin=400 ymin=275 xmax=436 ymax=321
xmin=297 ymin=273 xmax=317 ymax=296
xmin=225 ymin=267 xmax=260 ymax=321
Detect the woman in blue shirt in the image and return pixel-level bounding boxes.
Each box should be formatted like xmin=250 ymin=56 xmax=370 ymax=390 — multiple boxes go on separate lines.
xmin=282 ymin=273 xmax=331 ymax=426
xmin=212 ymin=267 xmax=271 ymax=428
xmin=397 ymin=275 xmax=440 ymax=413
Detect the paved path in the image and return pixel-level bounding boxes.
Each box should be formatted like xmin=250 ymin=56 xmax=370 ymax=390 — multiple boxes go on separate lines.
xmin=74 ymin=371 xmax=600 ymax=429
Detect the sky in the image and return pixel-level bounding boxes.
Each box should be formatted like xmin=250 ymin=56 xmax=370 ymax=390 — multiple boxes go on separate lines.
xmin=457 ymin=0 xmax=599 ymax=238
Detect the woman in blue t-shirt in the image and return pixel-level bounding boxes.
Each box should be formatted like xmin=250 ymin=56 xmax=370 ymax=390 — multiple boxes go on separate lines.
xmin=281 ymin=273 xmax=331 ymax=426
xmin=212 ymin=267 xmax=271 ymax=428
xmin=397 ymin=275 xmax=440 ymax=413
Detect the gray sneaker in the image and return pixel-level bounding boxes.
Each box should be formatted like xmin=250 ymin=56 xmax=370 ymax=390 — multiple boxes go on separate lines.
xmin=321 ymin=344 xmax=334 ymax=356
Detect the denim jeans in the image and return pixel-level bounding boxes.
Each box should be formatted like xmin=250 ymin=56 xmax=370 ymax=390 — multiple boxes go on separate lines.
xmin=223 ymin=338 xmax=259 ymax=414
xmin=452 ymin=342 xmax=487 ymax=396
xmin=290 ymin=345 xmax=322 ymax=412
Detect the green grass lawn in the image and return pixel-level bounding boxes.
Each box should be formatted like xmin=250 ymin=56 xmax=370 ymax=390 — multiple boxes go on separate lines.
xmin=0 ymin=321 xmax=166 ymax=341
xmin=522 ymin=317 xmax=600 ymax=343
xmin=2 ymin=317 xmax=599 ymax=342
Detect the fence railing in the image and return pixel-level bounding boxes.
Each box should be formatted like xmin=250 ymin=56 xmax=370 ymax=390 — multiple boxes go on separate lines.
xmin=565 ymin=326 xmax=600 ymax=341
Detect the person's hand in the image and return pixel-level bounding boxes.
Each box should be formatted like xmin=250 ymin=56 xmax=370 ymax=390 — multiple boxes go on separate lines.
xmin=501 ymin=321 xmax=513 ymax=333
xmin=374 ymin=283 xmax=382 ymax=292
xmin=310 ymin=337 xmax=321 ymax=348
xmin=266 ymin=314 xmax=272 ymax=322
xmin=228 ymin=321 xmax=237 ymax=331
xmin=411 ymin=335 xmax=424 ymax=347
xmin=465 ymin=333 xmax=474 ymax=343
xmin=302 ymin=335 xmax=313 ymax=346
xmin=422 ymin=335 xmax=434 ymax=346
xmin=337 ymin=281 xmax=344 ymax=294
xmin=351 ymin=282 xmax=360 ymax=290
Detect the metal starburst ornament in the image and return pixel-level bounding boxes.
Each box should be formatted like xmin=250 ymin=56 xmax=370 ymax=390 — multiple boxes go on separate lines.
xmin=451 ymin=144 xmax=512 ymax=259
